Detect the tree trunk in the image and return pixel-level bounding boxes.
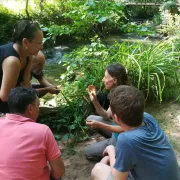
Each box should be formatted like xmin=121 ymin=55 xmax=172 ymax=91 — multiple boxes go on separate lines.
xmin=39 ymin=0 xmax=44 ymax=13
xmin=25 ymin=0 xmax=30 ymax=18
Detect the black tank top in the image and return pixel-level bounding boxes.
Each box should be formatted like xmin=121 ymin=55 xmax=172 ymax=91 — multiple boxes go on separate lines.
xmin=0 ymin=43 xmax=29 ymax=113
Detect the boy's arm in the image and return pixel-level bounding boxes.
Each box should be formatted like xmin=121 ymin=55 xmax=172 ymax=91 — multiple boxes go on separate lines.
xmin=86 ymin=120 xmax=124 ymax=133
xmin=104 ymin=145 xmax=128 ymax=180
xmin=113 ymin=169 xmax=128 ymax=180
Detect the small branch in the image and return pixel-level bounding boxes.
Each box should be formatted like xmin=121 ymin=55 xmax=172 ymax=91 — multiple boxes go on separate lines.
xmin=25 ymin=0 xmax=30 ymax=18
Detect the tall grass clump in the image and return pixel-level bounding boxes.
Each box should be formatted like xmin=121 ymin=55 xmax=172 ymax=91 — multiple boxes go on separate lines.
xmin=111 ymin=40 xmax=180 ymax=102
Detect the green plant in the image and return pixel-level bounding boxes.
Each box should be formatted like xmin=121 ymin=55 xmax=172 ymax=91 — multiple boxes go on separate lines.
xmin=0 ymin=5 xmax=19 ymax=44
xmin=39 ymin=36 xmax=180 ymax=141
xmin=158 ymin=13 xmax=180 ymax=37
xmin=61 ymin=37 xmax=180 ymax=103
xmin=42 ymin=0 xmax=126 ymax=41
xmin=162 ymin=1 xmax=178 ymax=12
xmin=124 ymin=0 xmax=160 ymax=19
xmin=121 ymin=21 xmax=157 ymax=36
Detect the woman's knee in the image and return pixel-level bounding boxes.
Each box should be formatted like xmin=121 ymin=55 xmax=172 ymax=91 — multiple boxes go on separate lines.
xmin=84 ymin=145 xmax=98 ymax=159
xmin=86 ymin=115 xmax=101 ymax=121
xmin=84 ymin=145 xmax=92 ymax=157
xmin=84 ymin=144 xmax=103 ymax=161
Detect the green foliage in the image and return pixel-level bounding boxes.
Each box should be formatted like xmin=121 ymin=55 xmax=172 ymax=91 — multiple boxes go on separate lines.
xmin=41 ymin=37 xmax=180 ymax=139
xmin=0 ymin=5 xmax=19 ymax=44
xmin=124 ymin=0 xmax=161 ymax=19
xmin=38 ymin=75 xmax=91 ymax=141
xmin=122 ymin=21 xmax=157 ymax=36
xmin=162 ymin=1 xmax=177 ymax=11
xmin=42 ymin=0 xmax=127 ymax=41
xmin=30 ymin=1 xmax=68 ymax=26
xmin=157 ymin=13 xmax=180 ymax=37
xmin=60 ymin=36 xmax=180 ymax=103
xmin=0 ymin=0 xmax=163 ymax=43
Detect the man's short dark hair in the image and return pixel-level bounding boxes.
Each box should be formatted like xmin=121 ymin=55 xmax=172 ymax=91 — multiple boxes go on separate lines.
xmin=8 ymin=87 xmax=37 ymax=114
xmin=110 ymin=85 xmax=145 ymax=127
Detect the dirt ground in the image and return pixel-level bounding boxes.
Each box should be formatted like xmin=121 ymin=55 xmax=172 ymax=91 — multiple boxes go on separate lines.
xmin=57 ymin=102 xmax=180 ymax=180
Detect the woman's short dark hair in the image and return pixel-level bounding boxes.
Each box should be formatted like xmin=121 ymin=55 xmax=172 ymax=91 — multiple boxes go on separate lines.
xmin=12 ymin=20 xmax=41 ymax=44
xmin=8 ymin=87 xmax=38 ymax=114
xmin=106 ymin=63 xmax=130 ymax=86
xmin=110 ymin=85 xmax=145 ymax=127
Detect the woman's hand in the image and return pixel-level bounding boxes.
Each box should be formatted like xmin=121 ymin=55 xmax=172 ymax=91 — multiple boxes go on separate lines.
xmin=86 ymin=84 xmax=97 ymax=102
xmin=86 ymin=120 xmax=100 ymax=129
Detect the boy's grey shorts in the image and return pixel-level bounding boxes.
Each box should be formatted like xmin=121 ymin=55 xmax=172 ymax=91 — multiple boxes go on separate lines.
xmin=107 ymin=172 xmax=114 ymax=180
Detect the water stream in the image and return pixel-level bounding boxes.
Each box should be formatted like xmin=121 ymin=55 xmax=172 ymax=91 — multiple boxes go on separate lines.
xmin=42 ymin=34 xmax=162 ymax=84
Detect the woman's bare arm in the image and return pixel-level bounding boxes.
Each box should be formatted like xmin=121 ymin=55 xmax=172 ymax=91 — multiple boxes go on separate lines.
xmin=22 ymin=55 xmax=32 ymax=86
xmin=0 ymin=57 xmax=21 ymax=102
xmin=92 ymin=98 xmax=112 ymax=120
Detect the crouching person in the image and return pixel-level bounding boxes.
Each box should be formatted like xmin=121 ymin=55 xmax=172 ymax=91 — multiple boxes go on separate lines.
xmin=91 ymin=85 xmax=180 ymax=180
xmin=0 ymin=87 xmax=65 ymax=180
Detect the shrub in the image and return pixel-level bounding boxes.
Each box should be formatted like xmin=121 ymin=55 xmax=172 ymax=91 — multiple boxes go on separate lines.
xmin=42 ymin=0 xmax=127 ymax=41
xmin=40 ymin=37 xmax=179 ymax=139
xmin=0 ymin=5 xmax=19 ymax=44
xmin=60 ymin=36 xmax=180 ymax=103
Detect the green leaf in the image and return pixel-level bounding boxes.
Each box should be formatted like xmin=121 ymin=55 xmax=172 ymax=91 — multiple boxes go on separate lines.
xmin=98 ymin=17 xmax=108 ymax=23
xmin=54 ymin=134 xmax=60 ymax=140
xmin=62 ymin=133 xmax=75 ymax=141
xmin=87 ymin=0 xmax=95 ymax=7
xmin=91 ymin=42 xmax=97 ymax=47
xmin=42 ymin=27 xmax=49 ymax=31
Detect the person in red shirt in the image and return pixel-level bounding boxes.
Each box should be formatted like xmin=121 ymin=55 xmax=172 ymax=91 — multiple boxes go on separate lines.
xmin=0 ymin=87 xmax=65 ymax=180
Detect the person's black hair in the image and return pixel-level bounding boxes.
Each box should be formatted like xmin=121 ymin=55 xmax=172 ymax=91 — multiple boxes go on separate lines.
xmin=8 ymin=87 xmax=38 ymax=114
xmin=12 ymin=20 xmax=41 ymax=44
xmin=106 ymin=63 xmax=130 ymax=85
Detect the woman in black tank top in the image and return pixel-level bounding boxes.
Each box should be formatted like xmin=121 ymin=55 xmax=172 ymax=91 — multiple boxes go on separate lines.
xmin=0 ymin=20 xmax=44 ymax=113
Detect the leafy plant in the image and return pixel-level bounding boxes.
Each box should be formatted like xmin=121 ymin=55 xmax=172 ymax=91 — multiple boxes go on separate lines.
xmin=158 ymin=13 xmax=180 ymax=37
xmin=39 ymin=36 xmax=180 ymax=141
xmin=0 ymin=5 xmax=19 ymax=44
xmin=42 ymin=0 xmax=127 ymax=41
xmin=60 ymin=36 xmax=180 ymax=103
xmin=122 ymin=21 xmax=157 ymax=36
xmin=161 ymin=1 xmax=178 ymax=12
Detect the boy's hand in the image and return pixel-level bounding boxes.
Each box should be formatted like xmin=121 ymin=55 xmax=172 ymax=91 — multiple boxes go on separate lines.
xmin=86 ymin=120 xmax=100 ymax=129
xmin=103 ymin=145 xmax=115 ymax=156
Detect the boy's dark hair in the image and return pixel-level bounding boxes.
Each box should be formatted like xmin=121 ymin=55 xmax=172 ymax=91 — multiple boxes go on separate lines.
xmin=106 ymin=63 xmax=130 ymax=86
xmin=12 ymin=20 xmax=41 ymax=44
xmin=8 ymin=87 xmax=37 ymax=114
xmin=110 ymin=85 xmax=144 ymax=127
